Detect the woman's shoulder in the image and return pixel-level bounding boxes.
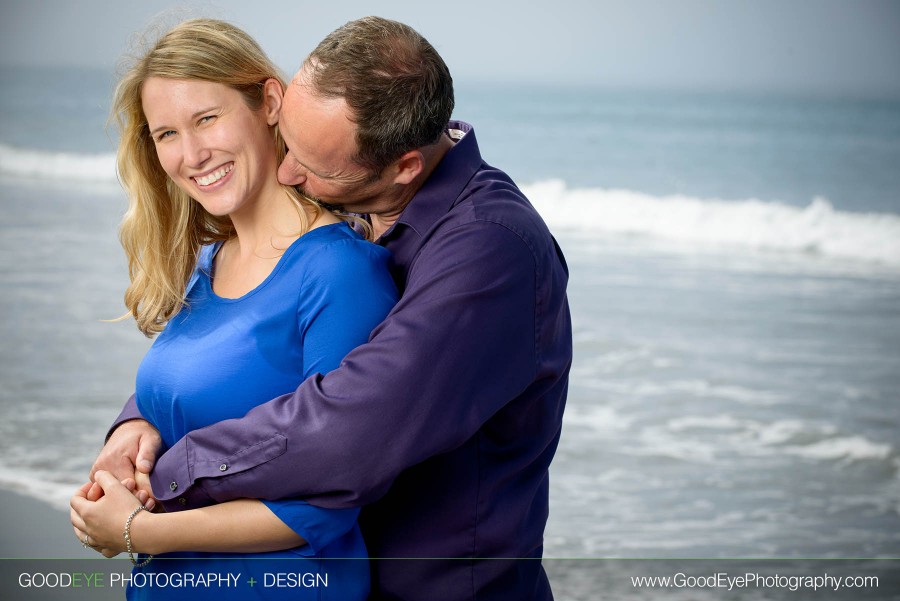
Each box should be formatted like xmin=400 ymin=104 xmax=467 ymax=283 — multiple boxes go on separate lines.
xmin=298 ymin=222 xmax=391 ymax=267
xmin=291 ymin=223 xmax=396 ymax=297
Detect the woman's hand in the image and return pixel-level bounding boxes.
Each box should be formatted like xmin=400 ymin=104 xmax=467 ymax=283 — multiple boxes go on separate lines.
xmin=70 ymin=471 xmax=149 ymax=558
xmin=86 ymin=473 xmax=157 ymax=511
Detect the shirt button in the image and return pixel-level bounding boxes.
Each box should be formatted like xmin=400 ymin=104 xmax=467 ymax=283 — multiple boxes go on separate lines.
xmin=169 ymin=481 xmax=178 ymax=492
xmin=219 ymin=464 xmax=228 ymax=472
xmin=178 ymin=497 xmax=187 ymax=506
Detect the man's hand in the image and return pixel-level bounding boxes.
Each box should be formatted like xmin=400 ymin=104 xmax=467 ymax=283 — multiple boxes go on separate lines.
xmin=134 ymin=470 xmax=157 ymax=511
xmin=88 ymin=419 xmax=161 ymax=504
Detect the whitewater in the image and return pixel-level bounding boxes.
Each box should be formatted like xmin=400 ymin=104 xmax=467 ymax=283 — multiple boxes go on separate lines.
xmin=3 ymin=143 xmax=899 ymax=270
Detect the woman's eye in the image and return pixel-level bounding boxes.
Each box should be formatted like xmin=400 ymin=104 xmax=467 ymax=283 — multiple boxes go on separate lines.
xmin=199 ymin=115 xmax=215 ymax=125
xmin=156 ymin=130 xmax=176 ymax=141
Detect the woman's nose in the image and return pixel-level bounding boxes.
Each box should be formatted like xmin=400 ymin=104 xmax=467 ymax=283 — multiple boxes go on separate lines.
xmin=182 ymin=132 xmax=211 ymax=167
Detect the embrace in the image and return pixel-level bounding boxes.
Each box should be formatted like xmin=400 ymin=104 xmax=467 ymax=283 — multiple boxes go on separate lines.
xmin=69 ymin=15 xmax=572 ymax=601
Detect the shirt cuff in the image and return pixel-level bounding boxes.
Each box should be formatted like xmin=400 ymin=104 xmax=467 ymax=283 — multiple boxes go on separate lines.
xmin=150 ymin=435 xmax=209 ymax=511
xmin=150 ymin=432 xmax=288 ymax=511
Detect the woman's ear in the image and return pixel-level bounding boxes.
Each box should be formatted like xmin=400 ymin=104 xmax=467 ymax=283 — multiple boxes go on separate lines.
xmin=262 ymin=78 xmax=284 ymax=126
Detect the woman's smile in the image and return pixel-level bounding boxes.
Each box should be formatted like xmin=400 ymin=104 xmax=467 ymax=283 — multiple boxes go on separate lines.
xmin=192 ymin=162 xmax=234 ymax=188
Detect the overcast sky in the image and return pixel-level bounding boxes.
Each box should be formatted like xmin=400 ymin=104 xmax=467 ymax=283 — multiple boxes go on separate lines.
xmin=2 ymin=0 xmax=899 ymax=96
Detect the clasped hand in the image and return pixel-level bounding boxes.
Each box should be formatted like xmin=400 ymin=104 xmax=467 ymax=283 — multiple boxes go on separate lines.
xmin=71 ymin=472 xmax=148 ymax=557
xmin=71 ymin=419 xmax=162 ymax=556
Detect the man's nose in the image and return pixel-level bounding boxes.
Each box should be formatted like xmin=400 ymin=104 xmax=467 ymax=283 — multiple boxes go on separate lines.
xmin=277 ymin=154 xmax=307 ymax=186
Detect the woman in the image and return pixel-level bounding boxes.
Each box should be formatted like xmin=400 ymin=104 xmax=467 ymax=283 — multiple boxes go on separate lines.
xmin=69 ymin=19 xmax=397 ymax=600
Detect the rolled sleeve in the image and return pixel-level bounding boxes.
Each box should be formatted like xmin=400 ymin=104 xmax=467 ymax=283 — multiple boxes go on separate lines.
xmin=151 ymin=429 xmax=287 ymax=509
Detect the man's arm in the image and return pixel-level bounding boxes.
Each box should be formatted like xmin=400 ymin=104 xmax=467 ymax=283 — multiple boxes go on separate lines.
xmin=150 ymin=220 xmax=566 ymax=510
xmin=106 ymin=394 xmax=143 ymax=441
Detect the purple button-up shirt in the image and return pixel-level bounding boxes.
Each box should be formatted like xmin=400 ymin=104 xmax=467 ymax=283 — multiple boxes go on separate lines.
xmin=112 ymin=121 xmax=572 ymax=600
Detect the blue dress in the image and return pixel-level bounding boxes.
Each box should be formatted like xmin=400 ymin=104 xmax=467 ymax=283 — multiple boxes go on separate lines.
xmin=130 ymin=223 xmax=397 ymax=600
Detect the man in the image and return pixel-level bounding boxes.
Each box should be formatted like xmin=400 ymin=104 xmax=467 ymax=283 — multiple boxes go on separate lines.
xmin=94 ymin=16 xmax=571 ymax=600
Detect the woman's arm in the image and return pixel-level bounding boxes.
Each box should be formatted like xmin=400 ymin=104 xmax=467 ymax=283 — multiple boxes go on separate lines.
xmin=136 ymin=499 xmax=305 ymax=555
xmin=71 ymin=471 xmax=305 ymax=556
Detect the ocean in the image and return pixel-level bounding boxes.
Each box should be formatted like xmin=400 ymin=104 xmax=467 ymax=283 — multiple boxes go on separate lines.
xmin=2 ymin=65 xmax=899 ymax=595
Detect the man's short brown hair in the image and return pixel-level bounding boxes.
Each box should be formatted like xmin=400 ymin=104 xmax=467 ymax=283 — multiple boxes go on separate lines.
xmin=304 ymin=16 xmax=455 ymax=173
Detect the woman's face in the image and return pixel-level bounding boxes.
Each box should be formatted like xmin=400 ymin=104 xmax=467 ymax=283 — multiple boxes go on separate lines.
xmin=141 ymin=77 xmax=281 ymax=218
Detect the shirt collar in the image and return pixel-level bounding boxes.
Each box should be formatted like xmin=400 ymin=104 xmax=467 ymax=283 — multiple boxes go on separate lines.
xmin=378 ymin=121 xmax=483 ymax=242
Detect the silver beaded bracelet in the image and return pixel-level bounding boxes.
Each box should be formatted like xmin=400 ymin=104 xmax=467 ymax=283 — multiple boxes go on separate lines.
xmin=124 ymin=505 xmax=153 ymax=567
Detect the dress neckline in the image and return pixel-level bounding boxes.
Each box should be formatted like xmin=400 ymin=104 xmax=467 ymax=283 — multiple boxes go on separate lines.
xmin=204 ymin=222 xmax=349 ymax=303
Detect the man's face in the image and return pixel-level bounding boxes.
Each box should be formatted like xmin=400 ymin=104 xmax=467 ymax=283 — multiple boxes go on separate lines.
xmin=277 ymin=69 xmax=394 ymax=214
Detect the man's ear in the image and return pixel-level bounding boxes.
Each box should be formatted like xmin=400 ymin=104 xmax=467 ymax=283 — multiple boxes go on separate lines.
xmin=262 ymin=78 xmax=284 ymax=126
xmin=391 ymin=150 xmax=425 ymax=185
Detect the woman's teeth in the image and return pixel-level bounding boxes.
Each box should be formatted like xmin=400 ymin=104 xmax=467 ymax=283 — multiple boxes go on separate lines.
xmin=194 ymin=164 xmax=233 ymax=186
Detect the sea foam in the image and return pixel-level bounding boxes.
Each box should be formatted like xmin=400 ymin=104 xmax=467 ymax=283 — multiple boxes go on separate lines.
xmin=523 ymin=180 xmax=900 ymax=268
xmin=0 ymin=143 xmax=116 ymax=182
xmin=3 ymin=145 xmax=899 ymax=269
xmin=0 ymin=460 xmax=79 ymax=511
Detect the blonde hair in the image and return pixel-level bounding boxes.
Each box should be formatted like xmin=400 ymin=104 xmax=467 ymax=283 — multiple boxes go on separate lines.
xmin=112 ymin=18 xmax=323 ymax=337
